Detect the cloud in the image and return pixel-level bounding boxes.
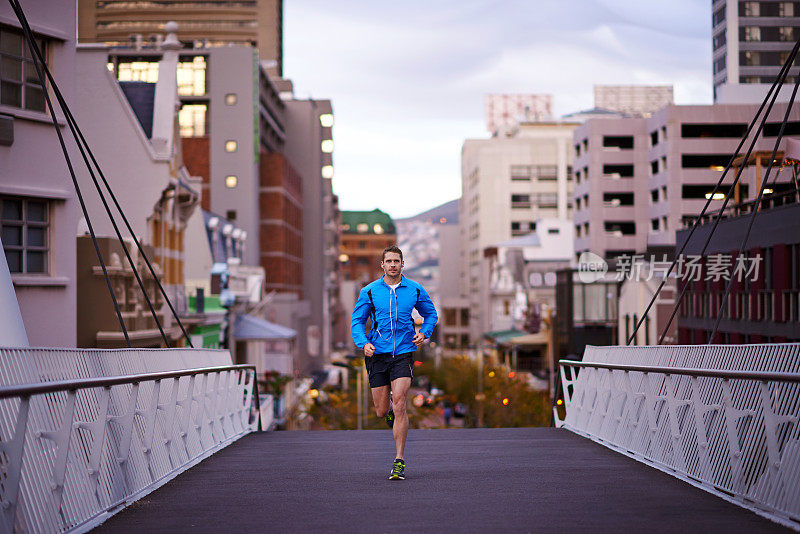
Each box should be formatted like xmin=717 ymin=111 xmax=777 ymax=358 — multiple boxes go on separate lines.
xmin=285 ymin=0 xmax=713 ymax=219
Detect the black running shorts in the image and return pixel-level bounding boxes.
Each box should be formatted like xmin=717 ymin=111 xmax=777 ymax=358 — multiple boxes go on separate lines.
xmin=364 ymin=352 xmax=414 ymax=388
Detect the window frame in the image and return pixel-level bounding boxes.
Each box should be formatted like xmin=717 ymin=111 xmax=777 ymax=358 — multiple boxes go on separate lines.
xmin=1 ymin=196 xmax=50 ymax=275
xmin=0 ymin=25 xmax=48 ymax=113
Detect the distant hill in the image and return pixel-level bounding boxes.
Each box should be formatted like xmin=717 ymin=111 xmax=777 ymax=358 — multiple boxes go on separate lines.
xmin=395 ymin=198 xmax=459 ymax=225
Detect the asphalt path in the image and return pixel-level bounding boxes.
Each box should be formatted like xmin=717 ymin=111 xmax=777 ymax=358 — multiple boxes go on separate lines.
xmin=96 ymin=428 xmax=790 ymax=533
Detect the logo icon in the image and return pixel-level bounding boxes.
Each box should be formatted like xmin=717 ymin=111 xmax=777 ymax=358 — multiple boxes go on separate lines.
xmin=577 ymin=251 xmax=608 ymax=283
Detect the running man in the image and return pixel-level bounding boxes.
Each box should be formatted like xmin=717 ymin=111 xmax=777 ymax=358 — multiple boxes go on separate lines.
xmin=351 ymin=245 xmax=438 ymax=480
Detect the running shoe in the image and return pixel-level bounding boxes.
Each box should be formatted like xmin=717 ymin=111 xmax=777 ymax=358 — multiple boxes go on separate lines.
xmin=388 ymin=458 xmax=405 ymax=480
xmin=385 ymin=409 xmax=395 ymax=428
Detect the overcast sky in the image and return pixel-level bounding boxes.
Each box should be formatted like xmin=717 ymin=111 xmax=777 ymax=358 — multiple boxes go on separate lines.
xmin=284 ymin=0 xmax=713 ymax=219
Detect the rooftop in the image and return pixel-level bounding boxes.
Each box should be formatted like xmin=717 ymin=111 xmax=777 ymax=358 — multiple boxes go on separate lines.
xmin=341 ymin=208 xmax=396 ymax=235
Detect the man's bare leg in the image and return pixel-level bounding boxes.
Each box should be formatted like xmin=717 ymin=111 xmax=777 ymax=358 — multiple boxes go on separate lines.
xmin=390 ymin=377 xmax=411 ymax=460
xmin=371 ymin=385 xmax=391 ymax=418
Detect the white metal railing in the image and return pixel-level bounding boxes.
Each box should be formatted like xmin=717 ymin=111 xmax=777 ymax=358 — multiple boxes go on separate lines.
xmin=0 ymin=348 xmax=258 ymax=533
xmin=555 ymin=344 xmax=800 ymax=529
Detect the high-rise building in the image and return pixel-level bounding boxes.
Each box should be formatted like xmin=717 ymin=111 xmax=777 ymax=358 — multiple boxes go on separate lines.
xmin=461 ymin=120 xmax=578 ymax=342
xmin=593 ymin=85 xmax=674 ymax=117
xmin=712 ymin=0 xmax=800 ymax=102
xmin=485 ymin=94 xmax=553 ymax=135
xmin=78 ymin=0 xmax=284 ymax=76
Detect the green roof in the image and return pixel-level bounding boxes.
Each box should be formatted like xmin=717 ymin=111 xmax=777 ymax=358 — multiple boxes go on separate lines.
xmin=341 ymin=209 xmax=396 ymax=235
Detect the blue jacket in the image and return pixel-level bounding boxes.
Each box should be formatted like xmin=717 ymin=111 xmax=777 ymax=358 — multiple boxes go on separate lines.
xmin=351 ymin=276 xmax=438 ymax=355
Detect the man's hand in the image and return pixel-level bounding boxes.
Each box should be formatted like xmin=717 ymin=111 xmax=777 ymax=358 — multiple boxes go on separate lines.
xmin=363 ymin=343 xmax=376 ymax=357
xmin=413 ymin=332 xmax=427 ymax=348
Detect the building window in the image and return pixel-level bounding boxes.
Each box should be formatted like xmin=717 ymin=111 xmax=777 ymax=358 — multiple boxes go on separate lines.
xmin=713 ymin=5 xmax=726 ymax=24
xmin=743 ymin=26 xmax=761 ymax=41
xmin=741 ymin=51 xmax=760 ymax=66
xmin=547 ymin=228 xmax=560 ymax=234
xmin=651 ymin=218 xmax=659 ymax=232
xmin=444 ymin=308 xmax=457 ymax=326
xmin=741 ymin=1 xmax=759 ymax=16
xmin=225 ymin=140 xmax=237 ymax=152
xmin=0 ymin=27 xmax=47 ymax=112
xmin=116 ymin=59 xmax=159 ymax=83
xmin=179 ymin=103 xmax=208 ymax=137
xmin=357 ymin=223 xmax=368 ymax=233
xmin=321 ymin=140 xmax=334 ymax=153
xmin=780 ymin=2 xmax=794 ymax=16
xmin=510 ymin=165 xmax=531 ymax=181
xmin=225 ymin=175 xmax=238 ymax=188
xmin=321 ymin=165 xmax=334 ymax=179
xmin=460 ymin=308 xmax=469 ymax=326
xmin=175 ymin=55 xmax=207 ymax=96
xmin=651 ymin=189 xmax=659 ymax=203
xmin=225 ymin=93 xmax=237 ymax=105
xmin=780 ymin=27 xmax=795 ymax=42
xmin=1 ymin=197 xmax=48 ymax=274
xmin=713 ymin=55 xmax=726 ymax=75
xmin=511 ymin=194 xmax=531 ymax=209
xmin=650 ymin=130 xmax=658 ymax=146
xmin=319 ymin=113 xmax=333 ymax=127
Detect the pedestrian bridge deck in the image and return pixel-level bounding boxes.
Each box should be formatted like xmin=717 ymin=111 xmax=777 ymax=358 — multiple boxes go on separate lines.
xmin=96 ymin=428 xmax=787 ymax=533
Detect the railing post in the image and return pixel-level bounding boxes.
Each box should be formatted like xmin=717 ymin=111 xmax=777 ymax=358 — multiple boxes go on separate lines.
xmin=39 ymin=389 xmax=77 ymax=521
xmin=0 ymin=395 xmax=30 ymax=532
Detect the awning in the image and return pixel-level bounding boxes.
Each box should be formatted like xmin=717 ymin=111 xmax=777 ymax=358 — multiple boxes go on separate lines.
xmin=234 ymin=314 xmax=296 ymax=340
xmin=508 ymin=332 xmax=549 ymax=346
xmin=483 ymin=329 xmax=527 ymax=344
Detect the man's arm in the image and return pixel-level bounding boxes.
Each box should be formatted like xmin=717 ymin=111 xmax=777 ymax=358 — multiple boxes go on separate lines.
xmin=415 ymin=286 xmax=438 ymax=339
xmin=350 ymin=287 xmax=371 ymax=348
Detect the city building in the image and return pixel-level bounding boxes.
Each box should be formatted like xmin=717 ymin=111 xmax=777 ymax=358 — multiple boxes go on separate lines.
xmin=277 ymin=88 xmax=338 ymax=371
xmin=593 ymin=85 xmax=674 ymax=116
xmin=0 ymin=2 xmax=81 ymax=347
xmin=675 ymin=149 xmax=800 ymax=343
xmin=461 ymin=120 xmax=578 ymax=342
xmin=339 ymin=209 xmax=396 ymax=283
xmin=104 ymin=40 xmax=286 ymax=271
xmin=482 ymin=218 xmax=573 ymax=374
xmin=573 ymin=103 xmax=800 ymax=262
xmin=572 ymin=116 xmax=651 ymax=261
xmin=78 ymin=0 xmax=284 ymax=76
xmin=437 ymin=222 xmax=470 ymax=353
xmin=485 ymin=94 xmax=553 ymax=135
xmin=712 ymin=0 xmax=800 ymax=102
xmin=73 ymin=31 xmax=202 ymax=346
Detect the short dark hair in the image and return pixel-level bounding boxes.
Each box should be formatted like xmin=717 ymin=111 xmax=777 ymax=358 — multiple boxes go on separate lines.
xmin=381 ymin=245 xmax=403 ymax=262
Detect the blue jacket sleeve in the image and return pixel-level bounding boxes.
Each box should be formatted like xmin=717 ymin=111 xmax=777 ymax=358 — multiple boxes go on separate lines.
xmin=415 ymin=286 xmax=438 ymax=339
xmin=350 ymin=288 xmax=372 ymax=348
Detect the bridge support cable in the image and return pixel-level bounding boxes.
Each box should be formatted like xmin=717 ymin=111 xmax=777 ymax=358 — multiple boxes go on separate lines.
xmin=9 ymin=0 xmax=195 ymax=347
xmin=708 ymin=73 xmax=800 ymax=344
xmin=624 ymin=36 xmax=800 ymax=346
xmin=5 ymin=0 xmax=131 ymax=346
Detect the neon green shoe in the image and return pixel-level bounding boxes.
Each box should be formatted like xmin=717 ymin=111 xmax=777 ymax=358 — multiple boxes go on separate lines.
xmin=385 ymin=409 xmax=395 ymax=428
xmin=388 ymin=458 xmax=405 ymax=480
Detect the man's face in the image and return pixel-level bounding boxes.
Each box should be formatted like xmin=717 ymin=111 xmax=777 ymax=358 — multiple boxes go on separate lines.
xmin=381 ymin=252 xmax=403 ymax=277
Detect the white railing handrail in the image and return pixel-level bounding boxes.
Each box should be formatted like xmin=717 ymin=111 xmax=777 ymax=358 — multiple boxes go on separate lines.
xmin=556 ymin=344 xmax=800 ymax=531
xmin=559 ymin=359 xmax=800 ymax=382
xmin=0 ymin=355 xmax=259 ymax=533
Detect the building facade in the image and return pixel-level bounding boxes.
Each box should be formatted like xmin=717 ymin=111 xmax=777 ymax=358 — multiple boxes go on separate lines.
xmin=676 ymin=190 xmax=800 ymax=343
xmin=485 ymin=94 xmax=553 ymax=135
xmin=78 ymin=0 xmax=284 ymax=76
xmin=712 ymin=0 xmax=800 ymax=101
xmin=593 ymin=85 xmax=674 ymax=116
xmin=0 ymin=2 xmax=80 ymax=347
xmin=572 ymin=116 xmax=650 ymax=261
xmin=574 ymin=103 xmax=800 ymax=261
xmin=461 ymin=121 xmax=578 ymax=342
